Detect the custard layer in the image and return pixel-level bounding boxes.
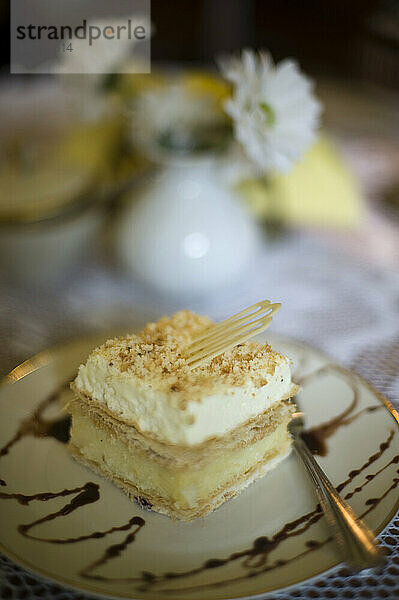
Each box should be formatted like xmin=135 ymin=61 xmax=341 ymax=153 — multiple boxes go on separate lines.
xmin=69 ymin=392 xmax=294 ymax=468
xmin=69 ymin=408 xmax=292 ymax=515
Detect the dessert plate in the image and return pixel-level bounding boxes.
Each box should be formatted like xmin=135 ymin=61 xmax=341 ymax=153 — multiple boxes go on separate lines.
xmin=0 ymin=334 xmax=398 ymax=600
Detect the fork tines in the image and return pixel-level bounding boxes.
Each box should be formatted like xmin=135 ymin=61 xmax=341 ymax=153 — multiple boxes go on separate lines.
xmin=185 ymin=300 xmax=281 ymax=369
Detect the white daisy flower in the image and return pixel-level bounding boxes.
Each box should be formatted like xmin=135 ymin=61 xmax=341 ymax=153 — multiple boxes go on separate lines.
xmin=219 ymin=49 xmax=321 ymax=173
xmin=131 ymin=83 xmax=227 ymax=154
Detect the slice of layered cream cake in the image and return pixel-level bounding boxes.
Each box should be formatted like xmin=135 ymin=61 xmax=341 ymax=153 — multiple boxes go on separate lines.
xmin=69 ymin=310 xmax=298 ymax=520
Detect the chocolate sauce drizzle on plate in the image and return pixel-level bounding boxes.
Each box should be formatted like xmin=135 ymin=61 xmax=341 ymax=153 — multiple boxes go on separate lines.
xmin=297 ymin=365 xmax=382 ymax=456
xmin=81 ymin=429 xmax=398 ymax=594
xmin=0 ymin=380 xmax=103 ymax=542
xmin=79 ymin=517 xmax=146 ymax=581
xmin=0 ymin=381 xmax=71 ymax=464
xmin=0 ymin=363 xmax=398 ymax=595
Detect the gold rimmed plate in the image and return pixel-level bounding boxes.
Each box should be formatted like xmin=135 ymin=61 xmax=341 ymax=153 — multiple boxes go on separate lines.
xmin=0 ymin=334 xmax=398 ymax=600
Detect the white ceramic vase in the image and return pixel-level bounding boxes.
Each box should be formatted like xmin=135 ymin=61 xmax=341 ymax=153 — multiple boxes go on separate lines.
xmin=116 ymin=154 xmax=260 ymax=296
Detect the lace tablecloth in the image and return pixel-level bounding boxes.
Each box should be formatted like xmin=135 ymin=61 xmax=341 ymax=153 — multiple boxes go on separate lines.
xmin=1 ymin=228 xmax=399 ymax=599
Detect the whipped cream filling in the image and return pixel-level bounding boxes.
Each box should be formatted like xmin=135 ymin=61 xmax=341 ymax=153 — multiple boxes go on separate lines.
xmin=74 ymin=355 xmax=294 ymax=446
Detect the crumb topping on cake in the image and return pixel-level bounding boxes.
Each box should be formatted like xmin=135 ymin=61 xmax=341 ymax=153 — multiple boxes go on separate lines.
xmin=91 ymin=310 xmax=286 ymax=403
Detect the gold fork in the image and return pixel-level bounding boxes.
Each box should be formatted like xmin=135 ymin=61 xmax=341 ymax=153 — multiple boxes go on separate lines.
xmin=185 ymin=300 xmax=281 ymax=369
